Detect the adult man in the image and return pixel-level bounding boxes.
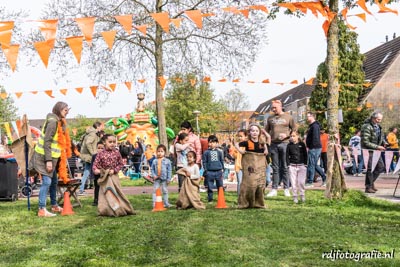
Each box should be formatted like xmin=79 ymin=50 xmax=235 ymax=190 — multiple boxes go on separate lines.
xmin=305 ymin=112 xmax=326 ymax=187
xmin=349 ymin=130 xmax=364 ymax=176
xmin=265 ymin=100 xmax=296 ymax=197
xmin=319 ymin=129 xmax=329 ymax=175
xmin=361 ymin=111 xmax=386 ymax=194
xmin=79 ymin=121 xmax=104 ymax=194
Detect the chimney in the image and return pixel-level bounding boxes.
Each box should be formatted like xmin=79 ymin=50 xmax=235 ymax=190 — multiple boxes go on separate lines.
xmin=386 ymin=35 xmax=389 ymax=42
xmin=394 ymin=33 xmax=397 ymax=39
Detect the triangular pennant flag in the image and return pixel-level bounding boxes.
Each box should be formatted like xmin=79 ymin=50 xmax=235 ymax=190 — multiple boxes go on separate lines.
xmin=75 ymin=17 xmax=96 ymax=46
xmin=109 ymin=83 xmax=116 ymax=92
xmin=1 ymin=44 xmax=19 ymax=71
xmin=239 ymin=9 xmax=250 ymax=18
xmin=44 ymin=90 xmax=55 ymax=98
xmin=0 ymin=21 xmax=14 ymax=46
xmin=90 ymin=86 xmax=98 ymax=97
xmin=15 ymin=92 xmax=23 ymax=99
xmin=75 ymin=87 xmax=83 ymax=94
xmin=262 ymin=79 xmax=270 ymax=83
xmin=33 ymin=39 xmax=55 ymax=68
xmin=393 ymin=158 xmax=400 ymax=174
xmin=249 ymin=5 xmax=269 ymax=13
xmin=158 ymin=76 xmax=167 ymax=90
xmin=185 ymin=10 xmax=203 ymax=29
xmin=305 ymin=77 xmax=315 ymax=85
xmin=138 ymin=79 xmax=146 ymax=83
xmin=30 ymin=91 xmax=38 ymax=94
xmin=11 ymin=121 xmax=20 ymax=140
xmin=0 ymin=92 xmax=8 ymax=99
xmin=232 ymin=78 xmax=240 ymax=83
xmin=150 ymin=12 xmax=170 ymax=33
xmin=59 ymin=89 xmax=68 ymax=95
xmin=218 ymin=78 xmax=227 ymax=82
xmin=277 ymin=3 xmax=297 ymax=12
xmin=354 ymin=13 xmax=367 ymax=22
xmin=170 ymin=18 xmax=183 ymax=28
xmin=115 ymin=15 xmax=132 ymax=34
xmin=370 ymin=150 xmax=381 ymax=173
xmin=124 ymin=81 xmax=132 ymax=91
xmin=190 ymin=79 xmax=197 ymax=86
xmin=322 ymin=19 xmax=330 ymax=37
xmin=37 ymin=19 xmax=58 ymax=41
xmin=203 ymin=76 xmax=211 ymax=82
xmin=135 ymin=25 xmax=147 ymax=36
xmin=362 ymin=149 xmax=370 ymax=170
xmin=290 ymin=80 xmax=298 ymax=84
xmin=384 ymin=151 xmax=394 ymax=174
xmin=65 ymin=36 xmax=83 ymax=64
xmin=357 ymin=0 xmax=373 ymax=15
xmin=101 ymin=30 xmax=117 ymax=50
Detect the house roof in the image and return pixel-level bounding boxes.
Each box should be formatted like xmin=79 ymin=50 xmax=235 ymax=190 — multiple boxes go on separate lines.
xmin=250 ymin=82 xmax=315 ymax=119
xmin=251 ymin=35 xmax=400 ymax=118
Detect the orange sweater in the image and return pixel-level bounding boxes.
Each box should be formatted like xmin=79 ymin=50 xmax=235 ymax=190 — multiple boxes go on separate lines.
xmin=387 ymin=132 xmax=399 ymax=149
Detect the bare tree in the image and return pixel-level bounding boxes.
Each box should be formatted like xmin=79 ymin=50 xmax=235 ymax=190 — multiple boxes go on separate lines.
xmin=30 ymin=0 xmax=268 ymax=145
xmin=221 ymin=87 xmax=250 ymax=133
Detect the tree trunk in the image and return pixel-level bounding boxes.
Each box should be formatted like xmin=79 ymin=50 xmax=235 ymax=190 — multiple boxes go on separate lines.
xmin=155 ymin=0 xmax=168 ymax=147
xmin=325 ymin=0 xmax=347 ymax=199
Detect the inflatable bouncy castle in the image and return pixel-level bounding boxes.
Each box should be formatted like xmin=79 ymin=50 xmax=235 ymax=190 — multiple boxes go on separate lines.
xmin=105 ymin=93 xmax=175 ymax=147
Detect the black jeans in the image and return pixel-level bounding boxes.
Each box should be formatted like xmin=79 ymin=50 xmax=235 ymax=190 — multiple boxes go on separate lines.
xmin=365 ymin=152 xmax=385 ymax=189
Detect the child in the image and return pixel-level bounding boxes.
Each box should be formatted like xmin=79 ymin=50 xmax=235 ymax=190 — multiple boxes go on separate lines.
xmin=235 ymin=124 xmax=268 ymax=155
xmin=93 ymin=134 xmax=135 ymax=216
xmin=202 ymin=135 xmax=224 ymax=203
xmin=175 ymin=132 xmax=193 ymax=191
xmin=286 ymin=131 xmax=308 ymax=203
xmin=91 ymin=141 xmax=105 ymax=206
xmin=233 ymin=129 xmax=247 ymax=195
xmin=176 ymin=151 xmax=205 ymax=210
xmin=151 ymin=144 xmax=172 ymax=208
xmin=144 ymin=144 xmax=155 ymax=167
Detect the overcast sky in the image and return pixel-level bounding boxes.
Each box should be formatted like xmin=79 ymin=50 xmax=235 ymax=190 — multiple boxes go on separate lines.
xmin=0 ymin=1 xmax=399 ymax=119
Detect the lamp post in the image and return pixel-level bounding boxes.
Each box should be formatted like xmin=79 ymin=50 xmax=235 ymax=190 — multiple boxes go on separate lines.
xmin=193 ymin=110 xmax=201 ymax=135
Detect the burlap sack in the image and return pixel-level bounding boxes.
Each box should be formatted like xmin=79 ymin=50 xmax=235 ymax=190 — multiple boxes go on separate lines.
xmin=176 ymin=168 xmax=205 ymax=210
xmin=98 ymin=169 xmax=136 ymax=216
xmin=238 ymin=152 xmax=267 ymax=209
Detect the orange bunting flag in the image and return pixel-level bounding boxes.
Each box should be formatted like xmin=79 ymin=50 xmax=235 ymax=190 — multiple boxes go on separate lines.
xmin=293 ymin=3 xmax=308 ymax=14
xmin=33 ymin=39 xmax=55 ymax=68
xmin=341 ymin=7 xmax=349 ymax=20
xmin=90 ymin=86 xmax=98 ymax=97
xmin=59 ymin=89 xmax=68 ymax=95
xmin=185 ymin=10 xmax=203 ymax=29
xmin=138 ymin=79 xmax=146 ymax=83
xmin=319 ymin=83 xmax=328 ymax=88
xmin=158 ymin=76 xmax=167 ymax=90
xmin=239 ymin=9 xmax=249 ymax=18
xmin=109 ymin=83 xmax=117 ymax=92
xmin=357 ymin=0 xmax=373 ymax=15
xmin=290 ymin=80 xmax=298 ymax=84
xmin=115 ymin=15 xmax=132 ymax=35
xmin=233 ymin=78 xmax=240 ymax=83
xmin=135 ymin=25 xmax=147 ymax=36
xmin=322 ymin=19 xmax=330 ymax=37
xmin=0 ymin=92 xmax=8 ymax=99
xmin=262 ymin=79 xmax=270 ymax=83
xmin=124 ymin=81 xmax=132 ymax=91
xmin=0 ymin=21 xmax=14 ymax=46
xmin=218 ymin=78 xmax=227 ymax=82
xmin=37 ymin=19 xmax=58 ymax=41
xmin=65 ymin=36 xmax=83 ymax=64
xmin=174 ymin=77 xmax=183 ymax=83
xmin=75 ymin=17 xmax=96 ymax=45
xmin=377 ymin=4 xmax=398 ymax=15
xmin=388 ymin=103 xmax=394 ymax=111
xmin=44 ymin=90 xmax=55 ymax=98
xmin=305 ymin=77 xmax=315 ymax=85
xmin=363 ymin=82 xmax=372 ymax=87
xmin=203 ymin=76 xmax=211 ymax=82
xmin=249 ymin=5 xmax=268 ymax=14
xmin=277 ymin=3 xmax=296 ymax=13
xmin=350 ymin=13 xmax=367 ymax=22
xmin=75 ymin=87 xmax=84 ymax=94
xmin=365 ymin=102 xmax=372 ymax=108
xmin=1 ymin=44 xmax=19 ymax=72
xmin=150 ymin=12 xmax=170 ymax=33
xmin=222 ymin=7 xmax=240 ymax=14
xmin=30 ymin=91 xmax=38 ymax=94
xmin=170 ymin=18 xmax=183 ymax=28
xmin=15 ymin=92 xmax=23 ymax=99
xmin=101 ymin=30 xmax=117 ymax=50
xmin=190 ymin=79 xmax=197 ymax=86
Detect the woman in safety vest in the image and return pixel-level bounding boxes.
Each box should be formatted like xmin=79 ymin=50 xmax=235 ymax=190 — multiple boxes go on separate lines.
xmin=30 ymin=101 xmax=71 ymax=217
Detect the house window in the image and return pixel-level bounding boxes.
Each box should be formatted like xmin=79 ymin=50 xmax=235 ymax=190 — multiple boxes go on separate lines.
xmin=298 ymin=106 xmax=306 ymax=121
xmin=284 ymin=95 xmax=292 ymax=104
xmin=380 ymin=52 xmax=391 ymax=64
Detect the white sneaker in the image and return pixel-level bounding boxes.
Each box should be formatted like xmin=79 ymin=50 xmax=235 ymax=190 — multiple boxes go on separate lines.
xmin=199 ymin=188 xmax=207 ymax=193
xmin=284 ymin=189 xmax=291 ymax=197
xmin=266 ymin=189 xmax=277 ymax=197
xmin=293 ymin=197 xmax=298 ymax=204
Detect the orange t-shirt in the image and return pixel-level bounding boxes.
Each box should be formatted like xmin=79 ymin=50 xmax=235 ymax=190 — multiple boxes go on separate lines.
xmin=320 ymin=133 xmax=329 ymax=153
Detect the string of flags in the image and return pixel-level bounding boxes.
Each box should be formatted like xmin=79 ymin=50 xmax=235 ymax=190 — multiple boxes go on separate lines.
xmin=352 ymin=147 xmax=400 ymax=175
xmin=0 ymin=1 xmax=398 ymax=71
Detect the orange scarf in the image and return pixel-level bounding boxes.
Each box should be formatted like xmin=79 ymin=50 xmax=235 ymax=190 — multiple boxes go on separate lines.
xmin=57 ymin=119 xmax=72 ymax=183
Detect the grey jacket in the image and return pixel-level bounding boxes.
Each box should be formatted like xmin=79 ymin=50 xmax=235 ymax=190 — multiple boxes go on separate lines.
xmin=79 ymin=126 xmax=99 ymax=163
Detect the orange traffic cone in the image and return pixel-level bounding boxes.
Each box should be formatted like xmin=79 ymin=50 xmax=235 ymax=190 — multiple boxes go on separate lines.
xmin=61 ymin=191 xmax=75 ymax=216
xmin=215 ymin=187 xmax=228 ymax=209
xmin=152 ymin=188 xmax=167 ymax=212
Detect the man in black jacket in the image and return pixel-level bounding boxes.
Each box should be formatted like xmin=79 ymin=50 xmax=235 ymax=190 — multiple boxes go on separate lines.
xmin=305 ymin=112 xmax=326 ymax=186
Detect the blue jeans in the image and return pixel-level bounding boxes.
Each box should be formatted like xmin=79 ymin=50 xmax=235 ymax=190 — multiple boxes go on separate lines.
xmin=270 ymin=142 xmax=289 ymax=189
xmin=38 ymin=171 xmax=58 ymax=209
xmin=80 ymin=162 xmax=92 ymax=192
xmin=307 ymin=148 xmax=326 ymax=184
xmin=266 ymin=164 xmax=272 ymax=186
xmin=352 ymin=154 xmax=364 ymax=174
xmin=152 ymin=179 xmax=169 ymax=207
xmin=206 ymin=170 xmax=223 ymax=201
xmin=236 ymin=170 xmax=243 ymax=195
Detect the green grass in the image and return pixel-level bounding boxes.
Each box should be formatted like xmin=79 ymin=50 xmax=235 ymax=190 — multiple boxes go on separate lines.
xmin=0 ymin=190 xmax=399 ymax=267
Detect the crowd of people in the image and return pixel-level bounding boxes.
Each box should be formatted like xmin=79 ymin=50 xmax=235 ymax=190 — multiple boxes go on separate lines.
xmin=25 ymin=100 xmax=399 ymax=217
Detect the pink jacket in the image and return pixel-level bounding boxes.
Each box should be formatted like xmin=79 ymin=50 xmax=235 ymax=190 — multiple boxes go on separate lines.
xmin=188 ymin=132 xmax=202 ymax=164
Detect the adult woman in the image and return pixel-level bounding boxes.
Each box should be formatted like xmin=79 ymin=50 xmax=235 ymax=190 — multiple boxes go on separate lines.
xmin=30 ymin=101 xmax=71 ymax=217
xmin=179 ymin=121 xmax=202 ymax=166
xmin=130 ymin=141 xmax=143 ymax=173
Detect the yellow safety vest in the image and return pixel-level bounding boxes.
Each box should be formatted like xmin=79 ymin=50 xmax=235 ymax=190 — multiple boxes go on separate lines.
xmin=35 ymin=118 xmax=61 ymax=158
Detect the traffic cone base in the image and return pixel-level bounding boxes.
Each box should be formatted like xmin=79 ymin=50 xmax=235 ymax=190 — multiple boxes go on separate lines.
xmin=152 ymin=188 xmax=167 ymax=212
xmin=61 ymin=191 xmax=75 ymax=216
xmin=215 ymin=187 xmax=228 ymax=209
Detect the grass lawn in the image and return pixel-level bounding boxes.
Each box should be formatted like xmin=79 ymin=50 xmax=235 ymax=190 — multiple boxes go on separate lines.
xmin=0 ymin=189 xmax=399 ymax=267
